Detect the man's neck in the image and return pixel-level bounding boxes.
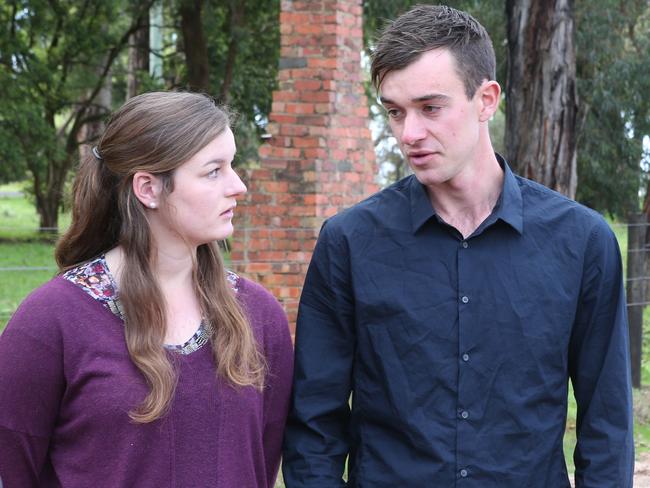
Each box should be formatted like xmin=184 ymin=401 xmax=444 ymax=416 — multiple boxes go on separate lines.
xmin=426 ymin=153 xmax=504 ymax=239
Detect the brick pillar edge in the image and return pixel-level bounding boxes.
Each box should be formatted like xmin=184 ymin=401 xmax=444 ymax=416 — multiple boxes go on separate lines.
xmin=231 ymin=0 xmax=378 ymax=334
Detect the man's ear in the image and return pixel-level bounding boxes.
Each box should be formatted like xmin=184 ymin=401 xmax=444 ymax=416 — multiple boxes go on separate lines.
xmin=132 ymin=171 xmax=162 ymax=209
xmin=477 ymin=80 xmax=501 ymax=122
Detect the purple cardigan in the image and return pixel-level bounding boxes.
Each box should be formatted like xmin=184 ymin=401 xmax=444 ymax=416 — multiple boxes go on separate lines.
xmin=0 ymin=275 xmax=293 ymax=487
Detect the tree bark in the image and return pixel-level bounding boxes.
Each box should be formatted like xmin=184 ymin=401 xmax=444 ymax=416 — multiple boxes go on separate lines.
xmin=219 ymin=0 xmax=245 ymax=104
xmin=179 ymin=0 xmax=210 ymax=92
xmin=505 ymin=0 xmax=578 ymax=199
xmin=127 ymin=23 xmax=150 ymax=99
xmin=78 ymin=67 xmax=112 ymax=162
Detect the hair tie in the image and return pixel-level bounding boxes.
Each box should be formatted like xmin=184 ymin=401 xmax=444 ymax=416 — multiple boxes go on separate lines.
xmin=91 ymin=146 xmax=103 ymax=160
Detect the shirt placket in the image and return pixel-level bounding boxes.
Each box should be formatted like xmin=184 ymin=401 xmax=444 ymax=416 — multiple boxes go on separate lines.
xmin=456 ymin=236 xmax=474 ymax=484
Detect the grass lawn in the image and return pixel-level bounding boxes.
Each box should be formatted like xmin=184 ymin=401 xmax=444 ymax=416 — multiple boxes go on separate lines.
xmin=0 ymin=186 xmax=649 ymax=483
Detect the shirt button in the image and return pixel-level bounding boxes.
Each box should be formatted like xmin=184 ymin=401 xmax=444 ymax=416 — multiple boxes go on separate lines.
xmin=460 ymin=468 xmax=468 ymax=478
xmin=461 ymin=241 xmax=468 ymax=248
xmin=460 ymin=410 xmax=469 ymax=419
xmin=461 ymin=296 xmax=469 ymax=304
xmin=462 ymin=353 xmax=470 ymax=362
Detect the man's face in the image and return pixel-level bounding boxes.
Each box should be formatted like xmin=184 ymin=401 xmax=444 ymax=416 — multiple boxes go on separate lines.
xmin=379 ymin=48 xmax=486 ymax=188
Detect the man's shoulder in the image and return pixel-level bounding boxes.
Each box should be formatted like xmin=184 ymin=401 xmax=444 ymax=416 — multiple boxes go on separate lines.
xmin=325 ymin=175 xmax=414 ymax=232
xmin=515 ymin=173 xmax=605 ymax=227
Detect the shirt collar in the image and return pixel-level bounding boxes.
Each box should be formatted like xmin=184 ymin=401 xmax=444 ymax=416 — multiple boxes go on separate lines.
xmin=409 ymin=153 xmax=523 ymax=235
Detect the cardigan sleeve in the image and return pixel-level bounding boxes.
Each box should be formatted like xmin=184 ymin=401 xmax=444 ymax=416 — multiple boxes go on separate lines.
xmin=0 ymin=283 xmax=66 ymax=487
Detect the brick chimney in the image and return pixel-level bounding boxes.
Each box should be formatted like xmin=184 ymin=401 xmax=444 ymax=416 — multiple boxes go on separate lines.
xmin=231 ymin=0 xmax=377 ymax=333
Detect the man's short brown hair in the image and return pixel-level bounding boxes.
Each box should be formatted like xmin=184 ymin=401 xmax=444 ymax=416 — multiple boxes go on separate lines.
xmin=370 ymin=4 xmax=496 ymax=99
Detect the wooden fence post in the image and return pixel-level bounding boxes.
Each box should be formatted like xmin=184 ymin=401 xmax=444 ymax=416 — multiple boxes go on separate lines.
xmin=626 ymin=213 xmax=645 ymax=388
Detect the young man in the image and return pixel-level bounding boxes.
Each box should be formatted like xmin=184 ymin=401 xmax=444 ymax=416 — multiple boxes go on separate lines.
xmin=282 ymin=5 xmax=634 ymax=487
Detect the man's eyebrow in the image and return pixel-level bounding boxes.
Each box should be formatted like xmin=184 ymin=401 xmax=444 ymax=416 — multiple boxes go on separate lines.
xmin=379 ymin=94 xmax=450 ymax=105
xmin=412 ymin=94 xmax=450 ymax=103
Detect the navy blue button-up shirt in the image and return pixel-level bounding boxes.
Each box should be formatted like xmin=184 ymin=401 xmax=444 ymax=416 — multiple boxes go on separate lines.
xmin=283 ymin=158 xmax=634 ymax=487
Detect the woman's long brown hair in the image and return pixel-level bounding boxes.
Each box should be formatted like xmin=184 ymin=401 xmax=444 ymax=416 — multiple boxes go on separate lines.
xmin=55 ymin=92 xmax=265 ymax=422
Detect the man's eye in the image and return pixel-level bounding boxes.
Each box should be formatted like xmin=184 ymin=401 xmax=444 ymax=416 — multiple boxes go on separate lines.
xmin=386 ymin=108 xmax=402 ymax=118
xmin=423 ymin=105 xmax=440 ymax=114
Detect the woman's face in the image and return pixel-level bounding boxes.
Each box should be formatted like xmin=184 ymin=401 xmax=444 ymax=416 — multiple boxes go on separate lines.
xmin=156 ymin=128 xmax=247 ymax=247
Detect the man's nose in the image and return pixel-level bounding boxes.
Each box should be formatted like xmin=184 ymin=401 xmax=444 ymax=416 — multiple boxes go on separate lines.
xmin=400 ymin=113 xmax=427 ymax=146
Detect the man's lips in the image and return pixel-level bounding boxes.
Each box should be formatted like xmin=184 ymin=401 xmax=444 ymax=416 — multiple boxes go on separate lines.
xmin=407 ymin=151 xmax=437 ymax=166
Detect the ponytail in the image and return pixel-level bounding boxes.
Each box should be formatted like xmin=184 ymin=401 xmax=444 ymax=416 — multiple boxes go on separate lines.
xmin=55 ymin=151 xmax=121 ymax=270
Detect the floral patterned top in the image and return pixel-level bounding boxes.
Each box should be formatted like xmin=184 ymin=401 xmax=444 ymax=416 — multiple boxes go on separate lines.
xmin=62 ymin=255 xmax=239 ymax=355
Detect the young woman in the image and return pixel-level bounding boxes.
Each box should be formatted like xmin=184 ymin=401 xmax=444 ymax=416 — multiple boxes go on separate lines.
xmin=0 ymin=91 xmax=293 ymax=487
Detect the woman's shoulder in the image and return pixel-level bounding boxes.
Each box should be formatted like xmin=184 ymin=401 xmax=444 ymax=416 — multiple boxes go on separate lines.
xmin=14 ymin=276 xmax=87 ymax=316
xmin=2 ymin=277 xmax=79 ymax=350
xmin=230 ymin=272 xmax=291 ymax=345
xmin=6 ymin=275 xmax=112 ymax=341
xmin=233 ymin=273 xmax=283 ymax=316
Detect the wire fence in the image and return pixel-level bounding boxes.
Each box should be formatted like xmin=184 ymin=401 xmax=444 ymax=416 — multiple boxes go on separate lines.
xmin=4 ymin=221 xmax=650 ymax=318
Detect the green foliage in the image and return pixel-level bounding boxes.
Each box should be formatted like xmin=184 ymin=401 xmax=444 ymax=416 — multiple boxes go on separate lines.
xmin=0 ymin=1 xmax=152 ymax=229
xmin=212 ymin=0 xmax=280 ymax=165
xmin=575 ymin=0 xmax=650 ymax=217
xmin=160 ymin=0 xmax=280 ymax=166
xmin=2 ymin=0 xmax=649 ymax=225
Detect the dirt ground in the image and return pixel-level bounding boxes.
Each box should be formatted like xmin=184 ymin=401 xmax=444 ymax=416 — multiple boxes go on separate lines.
xmin=568 ymin=453 xmax=650 ymax=486
xmin=636 ymin=452 xmax=650 ymax=487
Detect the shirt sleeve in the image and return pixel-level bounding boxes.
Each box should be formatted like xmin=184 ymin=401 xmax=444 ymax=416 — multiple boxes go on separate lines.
xmin=569 ymin=219 xmax=634 ymax=487
xmin=282 ymin=220 xmax=354 ymax=487
xmin=259 ymin=289 xmax=294 ymax=488
xmin=0 ymin=291 xmax=65 ymax=487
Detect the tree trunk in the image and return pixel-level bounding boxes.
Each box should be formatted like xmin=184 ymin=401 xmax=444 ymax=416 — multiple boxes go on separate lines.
xmin=127 ymin=23 xmax=150 ymax=99
xmin=36 ymin=180 xmax=63 ymax=234
xmin=505 ymin=0 xmax=578 ymax=199
xmin=179 ymin=0 xmax=210 ymax=92
xmin=219 ymin=0 xmax=245 ymax=104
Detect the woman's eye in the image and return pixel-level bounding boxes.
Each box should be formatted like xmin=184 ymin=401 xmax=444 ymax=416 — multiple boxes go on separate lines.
xmin=207 ymin=168 xmax=220 ymax=178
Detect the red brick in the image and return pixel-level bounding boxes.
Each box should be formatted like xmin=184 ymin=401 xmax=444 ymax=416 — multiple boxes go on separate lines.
xmin=271 ymin=114 xmax=298 ymax=124
xmin=279 ymin=124 xmax=310 ymax=136
xmin=294 ymin=80 xmax=322 ymax=91
xmin=232 ymin=0 xmax=378 ymax=330
xmin=286 ymin=103 xmax=315 ymax=115
xmin=302 ymin=148 xmax=328 ymax=159
xmin=262 ymin=181 xmax=289 ymax=193
xmin=295 ymin=24 xmax=324 ymax=35
xmin=293 ymin=136 xmax=322 ymax=148
xmin=307 ymin=57 xmax=338 ymax=69
xmin=273 ymin=91 xmax=299 ymax=102
xmin=280 ymin=22 xmax=293 ymax=35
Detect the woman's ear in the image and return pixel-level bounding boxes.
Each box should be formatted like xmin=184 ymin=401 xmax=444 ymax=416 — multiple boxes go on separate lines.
xmin=477 ymin=80 xmax=501 ymax=122
xmin=132 ymin=171 xmax=162 ymax=209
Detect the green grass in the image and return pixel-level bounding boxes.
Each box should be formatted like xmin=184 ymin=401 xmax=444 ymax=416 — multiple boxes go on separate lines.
xmin=0 ymin=181 xmax=70 ymax=240
xmin=0 ymin=242 xmax=57 ymax=325
xmin=0 ymin=184 xmax=65 ymax=325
